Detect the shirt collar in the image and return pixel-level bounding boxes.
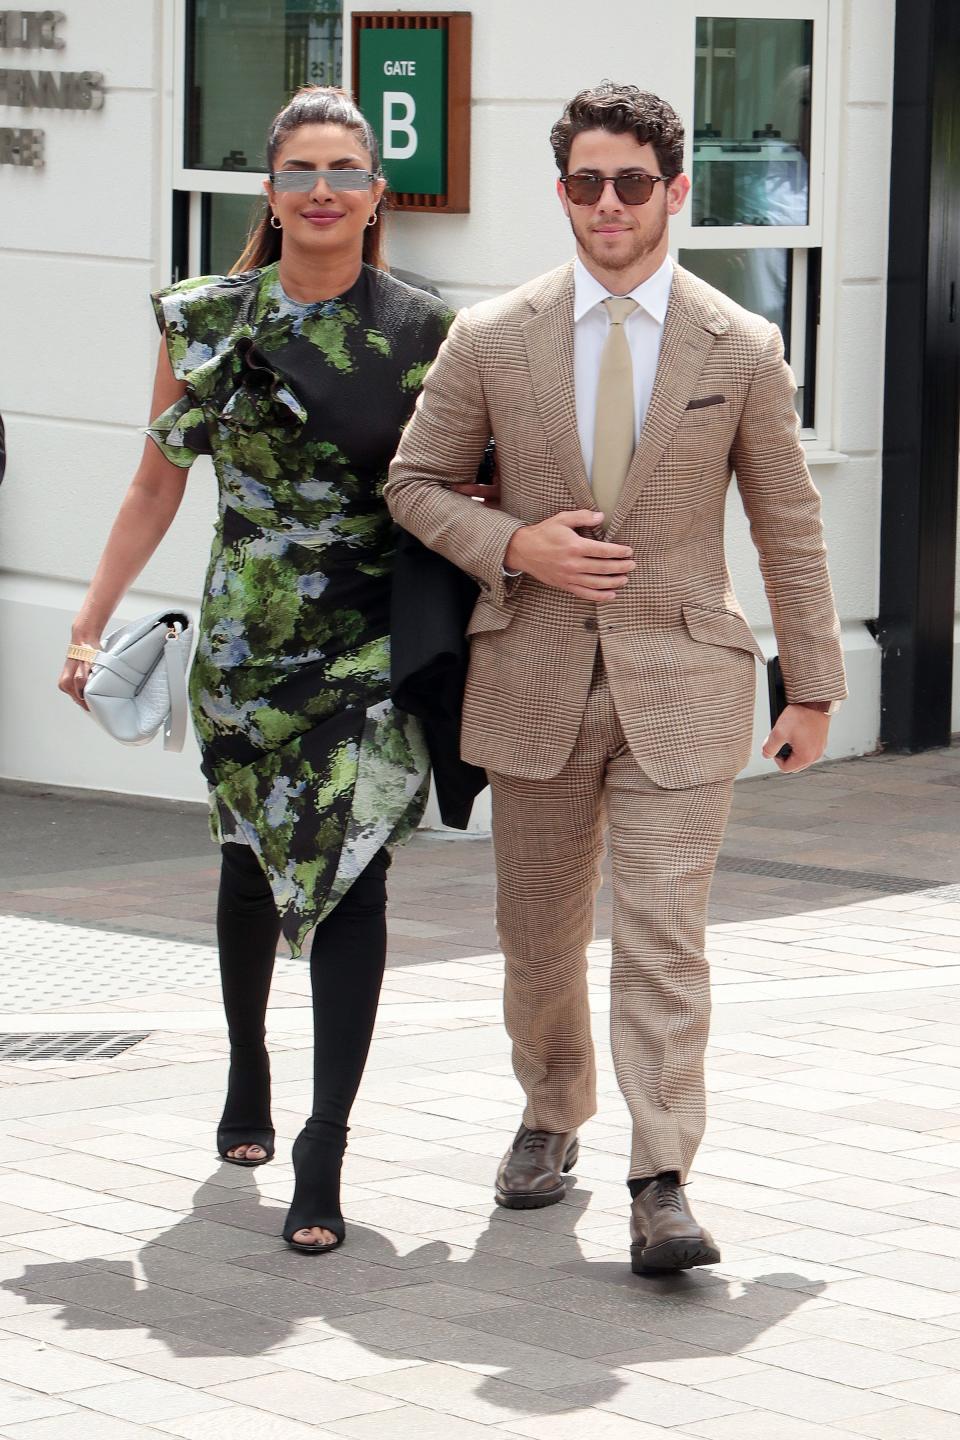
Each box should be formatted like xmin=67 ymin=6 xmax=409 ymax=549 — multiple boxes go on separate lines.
xmin=573 ymin=253 xmax=674 ymax=325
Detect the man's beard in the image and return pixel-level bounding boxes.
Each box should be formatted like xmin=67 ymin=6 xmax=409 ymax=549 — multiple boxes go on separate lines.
xmin=571 ymin=206 xmax=667 ymax=271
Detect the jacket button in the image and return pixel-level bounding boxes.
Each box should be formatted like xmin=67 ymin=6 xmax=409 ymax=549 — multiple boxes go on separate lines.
xmin=583 ymin=618 xmax=598 ymax=632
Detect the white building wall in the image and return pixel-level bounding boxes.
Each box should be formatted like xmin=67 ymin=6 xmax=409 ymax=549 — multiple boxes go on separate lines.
xmin=0 ymin=0 xmax=217 ymax=801
xmin=1 ymin=0 xmax=938 ymax=829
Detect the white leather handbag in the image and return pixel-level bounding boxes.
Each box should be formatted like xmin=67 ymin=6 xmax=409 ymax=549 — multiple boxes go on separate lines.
xmin=77 ymin=611 xmax=193 ymax=752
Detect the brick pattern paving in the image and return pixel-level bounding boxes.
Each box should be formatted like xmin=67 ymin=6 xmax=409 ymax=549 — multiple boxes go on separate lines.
xmin=0 ymin=747 xmax=958 ymax=1438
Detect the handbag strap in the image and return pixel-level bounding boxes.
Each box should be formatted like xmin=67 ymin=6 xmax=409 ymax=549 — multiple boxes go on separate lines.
xmin=91 ymin=651 xmax=144 ymax=688
xmin=162 ymin=631 xmax=189 ymax=752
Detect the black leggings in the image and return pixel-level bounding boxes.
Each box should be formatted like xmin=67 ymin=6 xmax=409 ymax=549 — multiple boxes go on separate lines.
xmin=216 ymin=842 xmax=390 ymax=1153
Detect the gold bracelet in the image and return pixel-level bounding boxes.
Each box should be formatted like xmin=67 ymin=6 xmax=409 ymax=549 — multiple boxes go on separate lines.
xmin=66 ymin=643 xmax=98 ymax=664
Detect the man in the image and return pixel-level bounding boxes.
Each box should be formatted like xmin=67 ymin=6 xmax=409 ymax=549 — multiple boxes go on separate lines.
xmin=385 ymin=83 xmax=845 ymax=1273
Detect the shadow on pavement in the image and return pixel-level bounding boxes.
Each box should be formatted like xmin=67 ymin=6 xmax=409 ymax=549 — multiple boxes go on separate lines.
xmin=4 ymin=1166 xmax=826 ymax=1416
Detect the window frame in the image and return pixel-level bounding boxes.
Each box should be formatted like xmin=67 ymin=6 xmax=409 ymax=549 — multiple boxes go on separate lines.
xmin=161 ymin=0 xmax=845 ymax=458
xmin=171 ymin=0 xmax=338 ymax=196
xmin=165 ymin=0 xmax=347 ymax=282
xmin=668 ymin=0 xmax=843 ymax=455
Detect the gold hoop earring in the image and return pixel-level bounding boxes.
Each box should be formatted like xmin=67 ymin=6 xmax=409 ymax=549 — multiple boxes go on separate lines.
xmin=366 ymin=212 xmax=378 ymax=227
xmin=270 ymin=214 xmax=282 ymax=231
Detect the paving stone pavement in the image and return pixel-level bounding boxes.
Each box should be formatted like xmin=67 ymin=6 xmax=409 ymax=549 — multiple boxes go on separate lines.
xmin=1 ymin=745 xmax=960 ymax=1438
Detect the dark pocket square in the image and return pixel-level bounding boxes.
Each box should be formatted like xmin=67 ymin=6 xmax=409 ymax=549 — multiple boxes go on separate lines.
xmin=686 ymin=394 xmax=726 ymax=410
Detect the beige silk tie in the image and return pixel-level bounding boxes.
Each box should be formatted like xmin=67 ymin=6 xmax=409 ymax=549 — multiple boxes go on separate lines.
xmin=591 ymin=296 xmax=638 ymax=520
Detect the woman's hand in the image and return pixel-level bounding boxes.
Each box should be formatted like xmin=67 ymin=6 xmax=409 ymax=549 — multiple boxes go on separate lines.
xmin=58 ymin=637 xmax=99 ymax=711
xmin=449 ymin=446 xmax=502 ymax=506
xmin=56 ymin=340 xmax=190 ymax=714
xmin=448 ymin=476 xmax=501 ymax=506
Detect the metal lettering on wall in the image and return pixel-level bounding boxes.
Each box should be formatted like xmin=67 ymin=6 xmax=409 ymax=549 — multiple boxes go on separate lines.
xmin=0 ymin=10 xmax=105 ymax=169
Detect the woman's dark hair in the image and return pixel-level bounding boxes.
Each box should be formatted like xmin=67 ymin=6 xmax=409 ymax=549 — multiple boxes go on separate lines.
xmin=231 ymin=86 xmax=388 ymax=274
xmin=550 ymin=82 xmax=685 ymax=180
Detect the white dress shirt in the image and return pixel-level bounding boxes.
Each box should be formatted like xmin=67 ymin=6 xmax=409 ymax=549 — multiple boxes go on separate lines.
xmin=573 ymin=254 xmax=674 ymax=478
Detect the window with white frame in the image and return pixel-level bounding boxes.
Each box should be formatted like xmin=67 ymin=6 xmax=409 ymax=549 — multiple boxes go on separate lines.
xmin=172 ymin=0 xmax=343 ymax=278
xmin=166 ymin=1 xmax=837 ymax=441
xmin=669 ymin=1 xmax=831 ymax=437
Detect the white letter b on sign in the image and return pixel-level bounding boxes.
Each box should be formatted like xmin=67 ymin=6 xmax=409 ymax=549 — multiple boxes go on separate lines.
xmin=383 ymin=91 xmax=417 ymax=160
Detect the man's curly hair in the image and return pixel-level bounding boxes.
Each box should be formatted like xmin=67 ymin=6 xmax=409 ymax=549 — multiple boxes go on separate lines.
xmin=550 ymin=83 xmax=685 ymax=179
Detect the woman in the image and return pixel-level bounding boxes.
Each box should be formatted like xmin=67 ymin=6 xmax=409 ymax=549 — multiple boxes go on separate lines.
xmin=59 ymin=87 xmax=455 ymax=1254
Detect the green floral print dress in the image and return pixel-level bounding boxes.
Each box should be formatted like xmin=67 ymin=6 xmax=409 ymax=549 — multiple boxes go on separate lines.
xmin=147 ymin=262 xmax=452 ymax=956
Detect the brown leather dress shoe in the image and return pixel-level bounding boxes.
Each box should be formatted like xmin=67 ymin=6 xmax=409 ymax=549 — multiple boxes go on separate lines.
xmin=630 ymin=1174 xmax=721 ymax=1272
xmin=495 ymin=1125 xmax=579 ymax=1209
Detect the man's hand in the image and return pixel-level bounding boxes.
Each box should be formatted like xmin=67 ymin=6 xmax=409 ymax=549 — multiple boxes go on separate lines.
xmin=762 ymin=704 xmax=830 ymax=773
xmin=504 ymin=510 xmax=635 ymax=602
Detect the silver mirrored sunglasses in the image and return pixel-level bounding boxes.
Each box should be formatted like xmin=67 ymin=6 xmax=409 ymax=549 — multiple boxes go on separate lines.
xmin=270 ymin=168 xmax=379 ymax=193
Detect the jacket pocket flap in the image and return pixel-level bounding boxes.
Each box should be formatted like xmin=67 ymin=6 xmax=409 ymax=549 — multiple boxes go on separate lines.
xmin=466 ymin=599 xmax=515 ymax=636
xmin=682 ymin=603 xmax=765 ymax=661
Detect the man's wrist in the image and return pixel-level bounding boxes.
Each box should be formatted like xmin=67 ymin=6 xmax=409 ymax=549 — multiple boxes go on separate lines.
xmin=503 ymin=526 xmax=529 ymax=574
xmin=793 ymin=699 xmax=841 ymax=716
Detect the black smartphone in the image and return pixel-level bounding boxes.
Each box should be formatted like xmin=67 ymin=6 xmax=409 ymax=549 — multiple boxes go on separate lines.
xmin=766 ymin=656 xmax=793 ymax=761
xmin=474 ymin=439 xmax=496 ymax=486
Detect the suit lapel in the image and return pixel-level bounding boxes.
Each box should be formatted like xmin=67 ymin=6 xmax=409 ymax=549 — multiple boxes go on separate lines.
xmin=606 ymin=266 xmax=728 ymax=539
xmin=522 ymin=265 xmax=596 ymax=512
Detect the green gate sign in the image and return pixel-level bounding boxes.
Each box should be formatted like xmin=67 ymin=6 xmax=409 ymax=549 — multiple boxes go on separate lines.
xmin=357 ymin=28 xmax=447 ymax=196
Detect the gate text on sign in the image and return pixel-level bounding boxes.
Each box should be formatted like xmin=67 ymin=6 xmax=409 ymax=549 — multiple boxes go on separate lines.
xmin=353 ymin=12 xmax=472 ymax=214
xmin=383 ymin=91 xmax=417 ymax=160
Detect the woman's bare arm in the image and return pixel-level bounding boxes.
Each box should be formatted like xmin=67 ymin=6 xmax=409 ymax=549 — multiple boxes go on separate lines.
xmin=58 ymin=341 xmax=193 ymax=709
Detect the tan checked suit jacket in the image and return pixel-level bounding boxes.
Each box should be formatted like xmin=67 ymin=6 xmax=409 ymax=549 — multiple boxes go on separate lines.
xmin=386 ymin=262 xmax=846 ymax=789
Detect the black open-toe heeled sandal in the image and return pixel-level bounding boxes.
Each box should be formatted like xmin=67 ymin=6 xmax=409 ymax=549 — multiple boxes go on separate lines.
xmin=284 ymin=1225 xmax=344 ymax=1255
xmin=217 ymin=1047 xmax=275 ymax=1167
xmin=282 ymin=1121 xmax=347 ymax=1254
xmin=217 ymin=1128 xmax=276 ymax=1167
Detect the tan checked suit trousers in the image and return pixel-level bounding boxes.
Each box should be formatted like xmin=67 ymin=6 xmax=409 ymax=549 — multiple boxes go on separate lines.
xmin=490 ymin=659 xmax=733 ymax=1182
